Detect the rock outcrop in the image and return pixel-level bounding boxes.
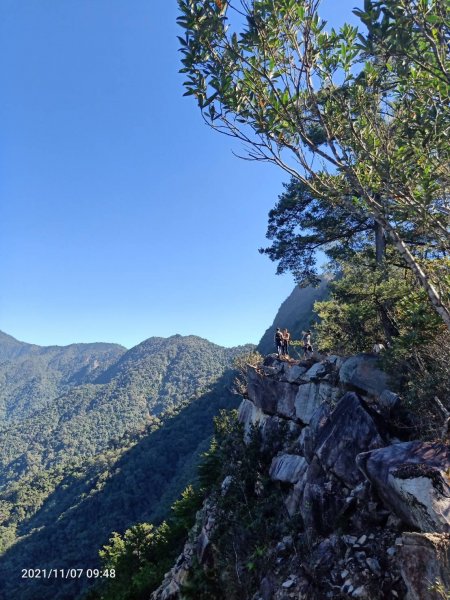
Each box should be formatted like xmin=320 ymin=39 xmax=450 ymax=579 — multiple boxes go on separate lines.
xmin=151 ymin=353 xmax=450 ymax=600
xmin=357 ymin=441 xmax=450 ymax=533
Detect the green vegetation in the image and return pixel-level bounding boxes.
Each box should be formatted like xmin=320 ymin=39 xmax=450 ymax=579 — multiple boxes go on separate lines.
xmin=87 ymin=408 xmax=292 ymax=600
xmin=178 ymin=0 xmax=450 ymax=327
xmin=0 ymin=333 xmax=252 ymax=600
xmin=177 ymin=0 xmax=449 ymax=433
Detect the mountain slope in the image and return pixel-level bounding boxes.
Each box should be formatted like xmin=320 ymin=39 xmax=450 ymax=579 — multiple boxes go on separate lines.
xmin=0 ymin=372 xmax=241 ymax=600
xmin=257 ymin=279 xmax=329 ymax=355
xmin=0 ymin=335 xmax=252 ymax=487
xmin=0 ymin=331 xmax=126 ymax=424
xmin=0 ymin=331 xmax=254 ymax=600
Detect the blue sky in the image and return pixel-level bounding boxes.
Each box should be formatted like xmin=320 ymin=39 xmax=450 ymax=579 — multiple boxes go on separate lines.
xmin=0 ymin=0 xmax=360 ymax=349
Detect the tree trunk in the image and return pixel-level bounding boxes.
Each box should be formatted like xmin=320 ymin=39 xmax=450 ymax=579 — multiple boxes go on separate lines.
xmin=375 ymin=221 xmax=386 ymax=265
xmin=372 ymin=210 xmax=450 ymax=329
xmin=339 ymin=193 xmax=450 ymax=329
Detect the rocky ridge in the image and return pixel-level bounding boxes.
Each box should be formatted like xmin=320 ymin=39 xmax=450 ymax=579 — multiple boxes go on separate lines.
xmin=152 ymin=353 xmax=450 ymax=600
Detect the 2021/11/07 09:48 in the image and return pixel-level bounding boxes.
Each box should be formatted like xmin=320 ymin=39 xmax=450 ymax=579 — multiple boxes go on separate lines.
xmin=21 ymin=568 xmax=116 ymax=578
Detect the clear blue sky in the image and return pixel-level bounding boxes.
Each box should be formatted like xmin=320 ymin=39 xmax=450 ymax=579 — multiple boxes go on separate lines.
xmin=0 ymin=0 xmax=360 ymax=349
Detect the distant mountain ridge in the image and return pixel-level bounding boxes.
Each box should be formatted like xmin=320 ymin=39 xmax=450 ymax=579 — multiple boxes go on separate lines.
xmin=0 ymin=332 xmax=252 ymax=485
xmin=0 ymin=330 xmax=253 ymax=600
xmin=0 ymin=330 xmax=126 ymax=424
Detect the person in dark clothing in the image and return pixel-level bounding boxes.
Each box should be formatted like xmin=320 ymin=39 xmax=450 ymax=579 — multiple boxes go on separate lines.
xmin=274 ymin=327 xmax=284 ymax=358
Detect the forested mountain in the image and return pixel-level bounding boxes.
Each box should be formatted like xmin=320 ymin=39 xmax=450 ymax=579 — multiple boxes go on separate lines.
xmin=0 ymin=331 xmax=126 ymax=424
xmin=0 ymin=331 xmax=253 ymax=600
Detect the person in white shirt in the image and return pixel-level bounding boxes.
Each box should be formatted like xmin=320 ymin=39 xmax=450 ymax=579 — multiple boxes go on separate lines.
xmin=372 ymin=341 xmax=385 ymax=353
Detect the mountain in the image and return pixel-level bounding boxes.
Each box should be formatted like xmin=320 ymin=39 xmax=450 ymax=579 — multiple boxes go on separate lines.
xmin=0 ymin=332 xmax=254 ymax=599
xmin=0 ymin=335 xmax=252 ymax=487
xmin=0 ymin=371 xmax=241 ymax=600
xmin=257 ymin=279 xmax=329 ymax=355
xmin=0 ymin=331 xmax=126 ymax=424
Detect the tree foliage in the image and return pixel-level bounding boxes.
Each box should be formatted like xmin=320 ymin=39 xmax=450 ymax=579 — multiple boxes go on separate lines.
xmin=177 ymin=0 xmax=450 ymax=325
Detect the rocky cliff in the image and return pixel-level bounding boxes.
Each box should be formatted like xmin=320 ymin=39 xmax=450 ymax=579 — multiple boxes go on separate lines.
xmin=152 ymin=353 xmax=450 ymax=600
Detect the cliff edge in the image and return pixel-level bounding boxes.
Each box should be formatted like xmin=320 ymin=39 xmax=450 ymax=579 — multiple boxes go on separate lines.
xmin=152 ymin=353 xmax=450 ymax=600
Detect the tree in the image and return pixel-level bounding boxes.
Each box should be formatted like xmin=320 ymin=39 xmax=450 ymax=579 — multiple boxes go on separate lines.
xmin=260 ymin=177 xmax=376 ymax=286
xmin=177 ymin=0 xmax=450 ymax=326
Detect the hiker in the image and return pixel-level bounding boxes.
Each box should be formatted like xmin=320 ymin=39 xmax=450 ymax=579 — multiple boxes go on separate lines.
xmin=282 ymin=328 xmax=291 ymax=357
xmin=372 ymin=340 xmax=385 ymax=354
xmin=303 ymin=330 xmax=313 ymax=357
xmin=274 ymin=327 xmax=284 ymax=358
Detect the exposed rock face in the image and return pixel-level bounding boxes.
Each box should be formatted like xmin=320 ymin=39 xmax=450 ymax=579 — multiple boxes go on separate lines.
xmin=314 ymin=392 xmax=387 ymax=487
xmin=153 ymin=353 xmax=450 ymax=600
xmin=269 ymin=454 xmax=307 ymax=484
xmin=399 ymin=532 xmax=450 ymax=600
xmin=357 ymin=441 xmax=450 ymax=533
xmin=150 ymin=500 xmax=217 ymax=600
xmin=247 ymin=365 xmax=298 ymax=419
xmin=294 ymin=380 xmax=339 ymax=424
xmin=340 ymin=353 xmax=390 ymax=396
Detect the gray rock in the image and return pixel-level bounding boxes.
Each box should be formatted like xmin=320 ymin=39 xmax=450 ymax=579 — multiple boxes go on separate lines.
xmin=295 ymin=381 xmax=338 ymax=424
xmin=314 ymin=392 xmax=387 ymax=487
xmin=295 ymin=383 xmax=322 ymax=424
xmin=238 ymin=398 xmax=270 ymax=441
xmin=285 ymin=471 xmax=308 ymax=516
xmin=247 ymin=365 xmax=298 ymax=419
xmin=366 ymin=557 xmax=381 ymax=575
xmin=269 ymin=454 xmax=308 ymax=484
xmin=339 ymin=354 xmax=389 ymax=396
xmin=285 ymin=364 xmax=308 ymax=383
xmin=399 ymin=532 xmax=450 ymax=600
xmin=352 ymin=586 xmax=368 ymax=598
xmin=357 ymin=441 xmax=450 ymax=533
xmin=221 ymin=475 xmax=233 ymax=496
xmin=357 ymin=535 xmax=367 ymax=545
xmin=300 ymin=402 xmax=333 ymax=462
xmin=327 ymin=355 xmax=345 ymax=370
xmin=378 ymin=389 xmax=400 ymax=410
xmin=301 ymin=362 xmax=327 ymax=381
xmin=260 ymin=574 xmax=276 ymax=600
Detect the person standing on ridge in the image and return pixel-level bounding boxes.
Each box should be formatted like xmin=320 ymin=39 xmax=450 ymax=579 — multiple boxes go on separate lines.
xmin=303 ymin=330 xmax=313 ymax=357
xmin=282 ymin=328 xmax=291 ymax=358
xmin=372 ymin=340 xmax=385 ymax=354
xmin=274 ymin=327 xmax=284 ymax=358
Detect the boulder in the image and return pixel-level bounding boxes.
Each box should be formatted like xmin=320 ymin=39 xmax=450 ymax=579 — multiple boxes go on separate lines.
xmin=269 ymin=454 xmax=308 ymax=484
xmin=285 ymin=473 xmax=308 ymax=516
xmin=399 ymin=532 xmax=450 ymax=600
xmin=339 ymin=354 xmax=389 ymax=396
xmin=295 ymin=381 xmax=339 ymax=424
xmin=378 ymin=389 xmax=400 ymax=411
xmin=301 ymin=362 xmax=327 ymax=381
xmin=247 ymin=365 xmax=298 ymax=418
xmin=326 ymin=355 xmax=345 ymax=370
xmin=284 ymin=364 xmax=308 ymax=383
xmin=314 ymin=392 xmax=387 ymax=487
xmin=300 ymin=458 xmax=347 ymax=535
xmin=357 ymin=441 xmax=450 ymax=533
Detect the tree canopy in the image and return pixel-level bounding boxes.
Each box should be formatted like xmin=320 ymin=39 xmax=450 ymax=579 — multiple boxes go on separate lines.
xmin=177 ymin=0 xmax=450 ymax=326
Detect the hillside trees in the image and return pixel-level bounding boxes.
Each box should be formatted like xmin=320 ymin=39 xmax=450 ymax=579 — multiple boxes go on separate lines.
xmin=177 ymin=0 xmax=450 ymax=326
